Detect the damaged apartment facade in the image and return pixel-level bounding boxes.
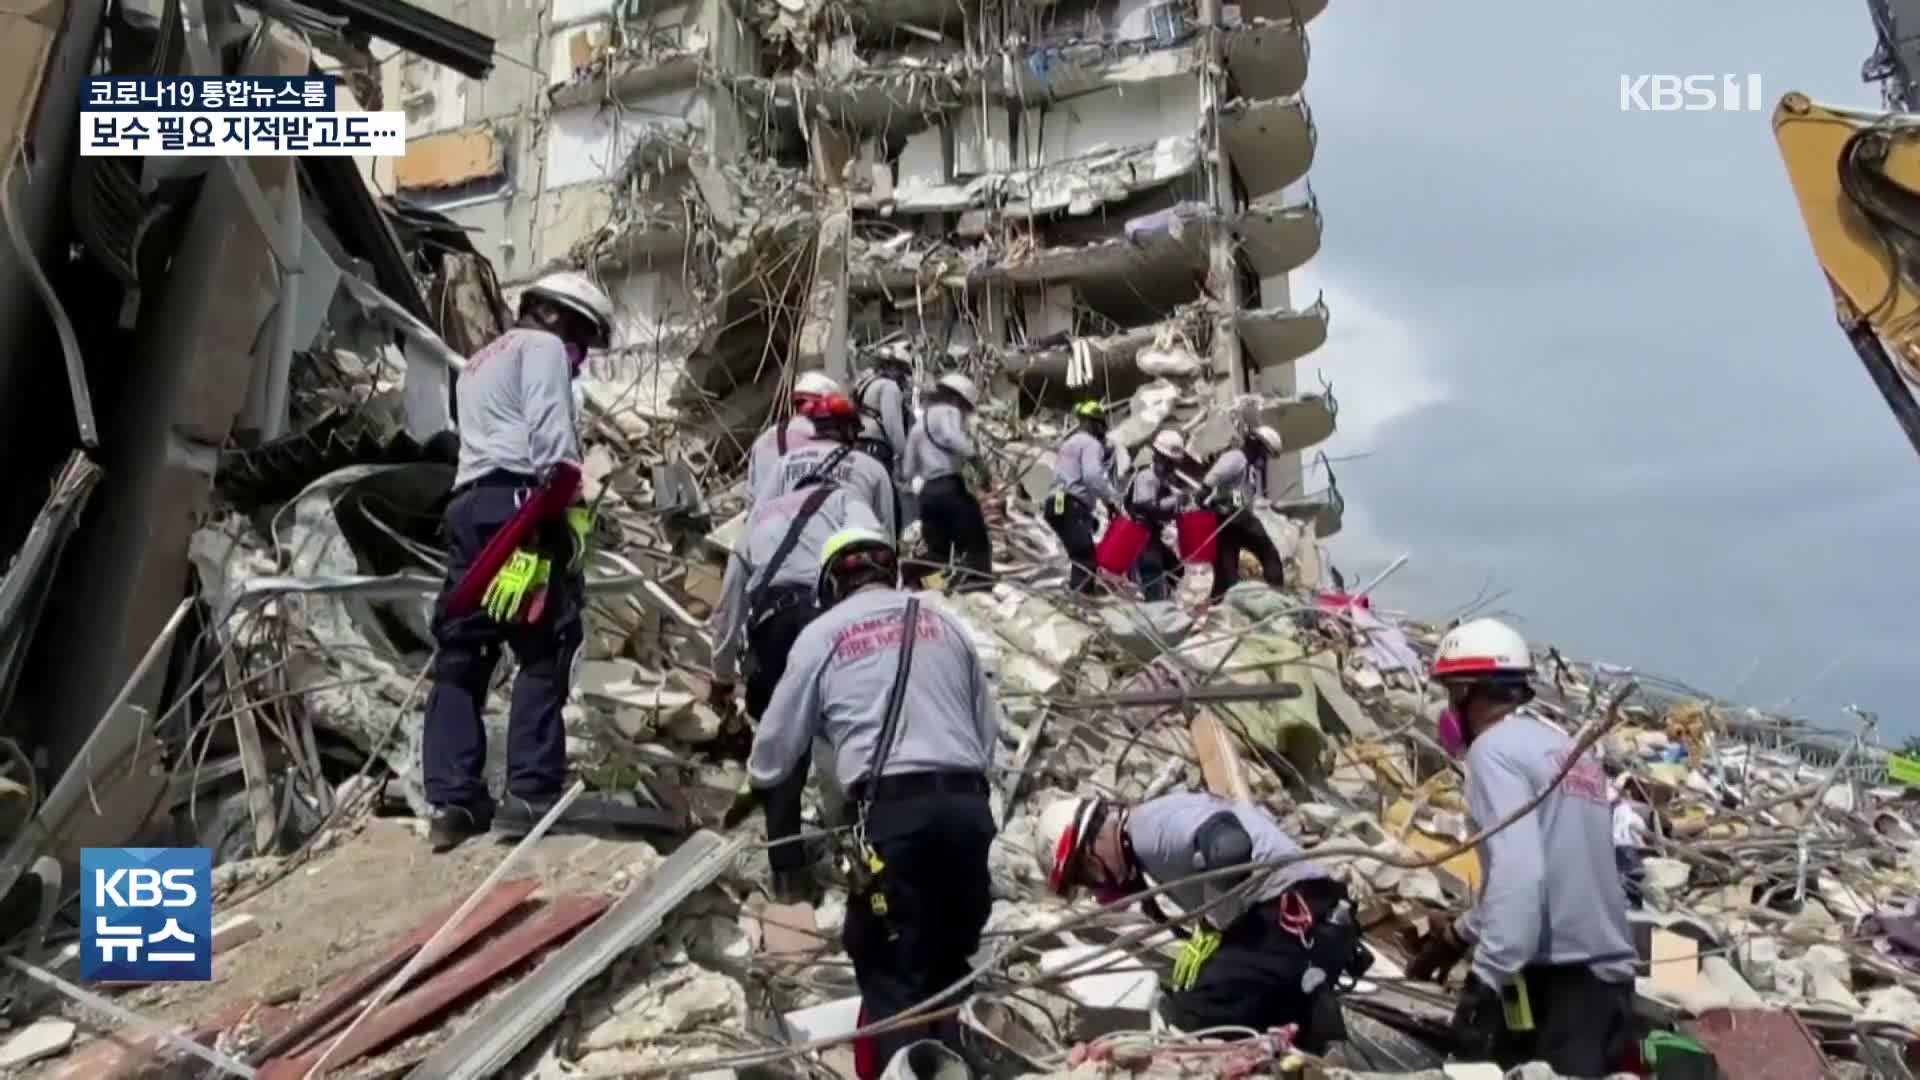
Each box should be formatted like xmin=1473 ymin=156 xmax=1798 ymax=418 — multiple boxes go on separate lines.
xmin=384 ymin=0 xmax=1345 ymax=515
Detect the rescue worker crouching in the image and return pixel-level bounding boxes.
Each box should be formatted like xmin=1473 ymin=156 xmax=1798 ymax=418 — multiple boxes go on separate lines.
xmin=772 ymin=389 xmax=900 ymax=541
xmin=422 ymin=272 xmax=613 ymax=853
xmin=1406 ymin=618 xmax=1638 ymax=1077
xmin=1124 ymin=430 xmax=1189 ymax=602
xmin=1200 ymin=425 xmax=1289 ymax=601
xmin=1045 ymin=400 xmax=1119 ymax=594
xmin=1037 ymin=792 xmax=1369 ymax=1052
xmin=747 ymin=371 xmax=848 ymax=507
xmin=903 ymin=373 xmax=993 ymax=592
xmin=853 ymin=355 xmax=914 ymax=478
xmin=748 ymin=527 xmax=1001 ymax=1079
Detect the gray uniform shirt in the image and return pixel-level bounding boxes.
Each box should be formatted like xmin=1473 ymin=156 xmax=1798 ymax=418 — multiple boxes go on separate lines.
xmin=1127 ymin=792 xmax=1329 ymax=931
xmin=1051 ymin=430 xmax=1117 ymax=505
xmin=746 ymin=417 xmax=817 ymax=506
xmin=771 ymin=441 xmax=898 ymax=538
xmin=1126 ymin=465 xmax=1181 ymax=520
xmin=709 ymin=487 xmax=884 ymax=682
xmin=903 ymin=403 xmax=975 ymax=483
xmin=857 ymin=372 xmax=911 ymax=473
xmin=453 ymin=328 xmax=581 ymax=488
xmin=1203 ymin=448 xmax=1264 ymax=503
xmin=750 ymin=588 xmax=1000 ymax=790
xmin=1458 ymin=711 xmax=1637 ymax=988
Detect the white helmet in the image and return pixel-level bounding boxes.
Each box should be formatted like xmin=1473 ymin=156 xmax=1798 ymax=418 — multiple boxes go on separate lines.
xmin=1431 ymin=617 xmax=1533 ymax=681
xmin=937 ymin=373 xmax=979 ymax=406
xmin=1151 ymin=430 xmax=1185 ymax=458
xmin=1035 ymin=796 xmax=1104 ymax=896
xmin=793 ymin=371 xmax=846 ymax=401
xmin=1252 ymin=425 xmax=1283 ymax=453
xmin=524 ymin=271 xmax=614 ymax=349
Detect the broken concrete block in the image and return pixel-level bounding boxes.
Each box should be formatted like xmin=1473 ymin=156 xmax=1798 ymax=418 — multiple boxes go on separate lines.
xmin=784 ymin=995 xmax=862 ymax=1042
xmin=1863 ymin=984 xmax=1920 ymax=1031
xmin=0 ymin=1017 xmax=76 ymax=1069
xmin=589 ymin=966 xmax=747 ymax=1048
xmin=1097 ymin=602 xmax=1194 ymax=661
xmin=880 ymin=1040 xmax=970 ymax=1080
xmin=663 ymin=703 xmax=724 ymax=744
xmin=682 ymin=915 xmax=752 ymax=971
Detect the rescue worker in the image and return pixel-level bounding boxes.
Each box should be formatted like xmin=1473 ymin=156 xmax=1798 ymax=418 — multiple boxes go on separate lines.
xmin=708 ymin=480 xmax=885 ymax=723
xmin=422 ymin=272 xmax=613 ymax=852
xmin=1044 ymin=400 xmax=1118 ymax=593
xmin=749 ymin=527 xmax=1000 ymax=1078
xmin=747 ymin=371 xmax=847 ymax=505
xmin=1036 ymin=792 xmax=1368 ymax=1052
xmin=903 ymin=373 xmax=993 ymax=591
xmin=1405 ymin=618 xmax=1637 ymax=1077
xmin=853 ymin=355 xmax=914 ymax=476
xmin=1199 ymin=425 xmax=1288 ymax=601
xmin=1124 ymin=429 xmax=1189 ymax=602
xmin=771 ymin=390 xmax=899 ymax=539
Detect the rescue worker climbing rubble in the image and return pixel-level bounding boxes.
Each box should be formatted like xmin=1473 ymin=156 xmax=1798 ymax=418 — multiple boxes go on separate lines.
xmin=1037 ymin=792 xmax=1369 ymax=1052
xmin=1124 ymin=429 xmax=1189 ymax=602
xmin=420 ymin=272 xmax=612 ymax=853
xmin=769 ymin=389 xmax=899 ymax=539
xmin=1045 ymin=400 xmax=1119 ymax=593
xmin=1200 ymin=424 xmax=1289 ymax=600
xmin=853 ymin=354 xmax=914 ymax=477
xmin=1405 ymin=617 xmax=1638 ymax=1077
xmin=707 ymin=477 xmax=884 ymax=732
xmin=746 ymin=371 xmax=846 ymax=506
xmin=748 ymin=527 xmax=1000 ymax=1079
xmin=903 ymin=373 xmax=993 ymax=591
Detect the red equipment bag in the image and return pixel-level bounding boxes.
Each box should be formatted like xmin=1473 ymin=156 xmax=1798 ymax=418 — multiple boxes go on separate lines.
xmin=852 ymin=1002 xmax=879 ymax=1080
xmin=1175 ymin=510 xmax=1219 ymax=564
xmin=444 ymin=462 xmax=582 ymax=618
xmin=1094 ymin=516 xmax=1151 ymax=575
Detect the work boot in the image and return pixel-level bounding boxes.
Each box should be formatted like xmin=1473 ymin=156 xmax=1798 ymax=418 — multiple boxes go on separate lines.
xmin=428 ymin=805 xmax=491 ymax=853
xmin=493 ymin=794 xmax=559 ymax=840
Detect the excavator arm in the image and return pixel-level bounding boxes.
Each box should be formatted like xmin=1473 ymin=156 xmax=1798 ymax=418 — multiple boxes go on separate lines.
xmin=1774 ymin=92 xmax=1920 ymax=457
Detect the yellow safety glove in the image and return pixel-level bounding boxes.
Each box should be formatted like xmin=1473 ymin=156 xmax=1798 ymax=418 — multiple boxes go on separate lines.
xmin=564 ymin=506 xmax=593 ymax=572
xmin=482 ymin=549 xmax=550 ymax=623
xmin=1170 ymin=926 xmax=1222 ymax=991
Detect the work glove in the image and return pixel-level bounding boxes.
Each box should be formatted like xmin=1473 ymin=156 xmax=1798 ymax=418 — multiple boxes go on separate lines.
xmin=564 ymin=506 xmax=594 ymax=572
xmin=708 ymin=680 xmax=737 ymax=713
xmin=1169 ymin=926 xmax=1223 ymax=992
xmin=482 ymin=549 xmax=551 ymax=624
xmin=722 ymin=778 xmax=759 ymax=829
xmin=1406 ymin=922 xmax=1470 ymax=985
xmin=1448 ymin=974 xmax=1505 ymax=1061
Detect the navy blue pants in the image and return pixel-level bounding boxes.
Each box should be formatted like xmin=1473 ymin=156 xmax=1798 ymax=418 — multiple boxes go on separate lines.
xmin=422 ymin=479 xmax=582 ymax=815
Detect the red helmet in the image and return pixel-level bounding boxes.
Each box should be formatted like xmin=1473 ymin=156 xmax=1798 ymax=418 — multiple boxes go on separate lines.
xmin=800 ymin=393 xmax=859 ymax=422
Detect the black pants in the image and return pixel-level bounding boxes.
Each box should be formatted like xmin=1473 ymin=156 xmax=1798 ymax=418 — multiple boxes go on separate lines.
xmin=1474 ymin=965 xmax=1635 ymax=1077
xmin=918 ymin=475 xmax=993 ymax=592
xmin=423 ymin=479 xmax=582 ymax=815
xmin=1044 ymin=496 xmax=1099 ymax=593
xmin=1210 ymin=509 xmax=1286 ymax=600
xmin=745 ymin=590 xmax=818 ymax=720
xmin=1617 ymin=847 xmax=1647 ymax=909
xmin=1134 ymin=526 xmax=1183 ymax=602
xmin=845 ymin=788 xmax=995 ymax=1079
xmin=1159 ymin=879 xmax=1360 ymax=1053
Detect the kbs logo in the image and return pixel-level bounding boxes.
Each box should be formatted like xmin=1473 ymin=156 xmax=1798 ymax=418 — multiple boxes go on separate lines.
xmin=81 ymin=848 xmax=212 ymax=982
xmin=1619 ymin=74 xmax=1764 ymax=113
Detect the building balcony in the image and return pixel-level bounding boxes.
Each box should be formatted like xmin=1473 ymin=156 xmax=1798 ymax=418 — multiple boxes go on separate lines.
xmin=1224 ymin=16 xmax=1310 ymax=100
xmin=1261 ymin=388 xmax=1336 ymax=451
xmin=1238 ymin=293 xmax=1329 ymax=375
xmin=1218 ymin=95 xmax=1315 ymax=201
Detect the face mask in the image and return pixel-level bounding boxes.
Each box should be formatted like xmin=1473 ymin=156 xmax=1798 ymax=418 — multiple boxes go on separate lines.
xmin=1437 ymin=706 xmax=1468 ymax=758
xmin=565 ymin=342 xmax=587 ymax=371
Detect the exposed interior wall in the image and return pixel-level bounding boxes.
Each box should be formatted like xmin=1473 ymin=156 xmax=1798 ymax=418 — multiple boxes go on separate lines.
xmin=1022 ymin=78 xmax=1198 ymax=166
xmin=544 ymin=86 xmax=702 ymax=190
xmin=546 ymin=1 xmax=694 ymax=89
xmin=610 ymin=268 xmax=701 ymax=346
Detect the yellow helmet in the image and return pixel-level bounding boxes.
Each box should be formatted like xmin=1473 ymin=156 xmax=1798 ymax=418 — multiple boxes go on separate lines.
xmin=1072 ymin=399 xmax=1105 ymax=420
xmin=818 ymin=527 xmax=898 ymax=606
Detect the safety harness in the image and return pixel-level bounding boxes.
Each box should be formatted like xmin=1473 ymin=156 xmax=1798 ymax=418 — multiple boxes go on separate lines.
xmin=744 ymin=483 xmax=836 ymax=629
xmin=844 ymin=596 xmax=922 ymax=921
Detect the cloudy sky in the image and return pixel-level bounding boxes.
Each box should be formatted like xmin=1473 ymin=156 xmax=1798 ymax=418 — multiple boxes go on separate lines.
xmin=1290 ymin=2 xmax=1920 ymax=736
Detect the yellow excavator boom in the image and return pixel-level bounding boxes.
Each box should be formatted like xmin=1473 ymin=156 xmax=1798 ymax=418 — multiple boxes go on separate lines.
xmin=1774 ymin=91 xmax=1920 ymax=455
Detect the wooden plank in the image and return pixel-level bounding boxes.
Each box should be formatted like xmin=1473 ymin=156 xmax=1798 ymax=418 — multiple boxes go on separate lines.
xmin=263 ymin=895 xmax=609 ymax=1078
xmin=393 ymin=128 xmax=503 ymax=191
xmin=1190 ymin=712 xmax=1250 ymax=800
xmin=1649 ymin=928 xmax=1701 ymax=997
xmin=248 ymin=879 xmax=539 ymax=1064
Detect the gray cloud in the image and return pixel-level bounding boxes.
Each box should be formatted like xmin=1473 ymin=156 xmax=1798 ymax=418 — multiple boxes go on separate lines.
xmin=1299 ymin=1 xmax=1920 ymax=729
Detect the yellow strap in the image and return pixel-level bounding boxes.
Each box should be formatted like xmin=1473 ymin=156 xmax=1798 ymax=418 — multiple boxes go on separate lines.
xmin=1501 ymin=976 xmax=1535 ymax=1032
